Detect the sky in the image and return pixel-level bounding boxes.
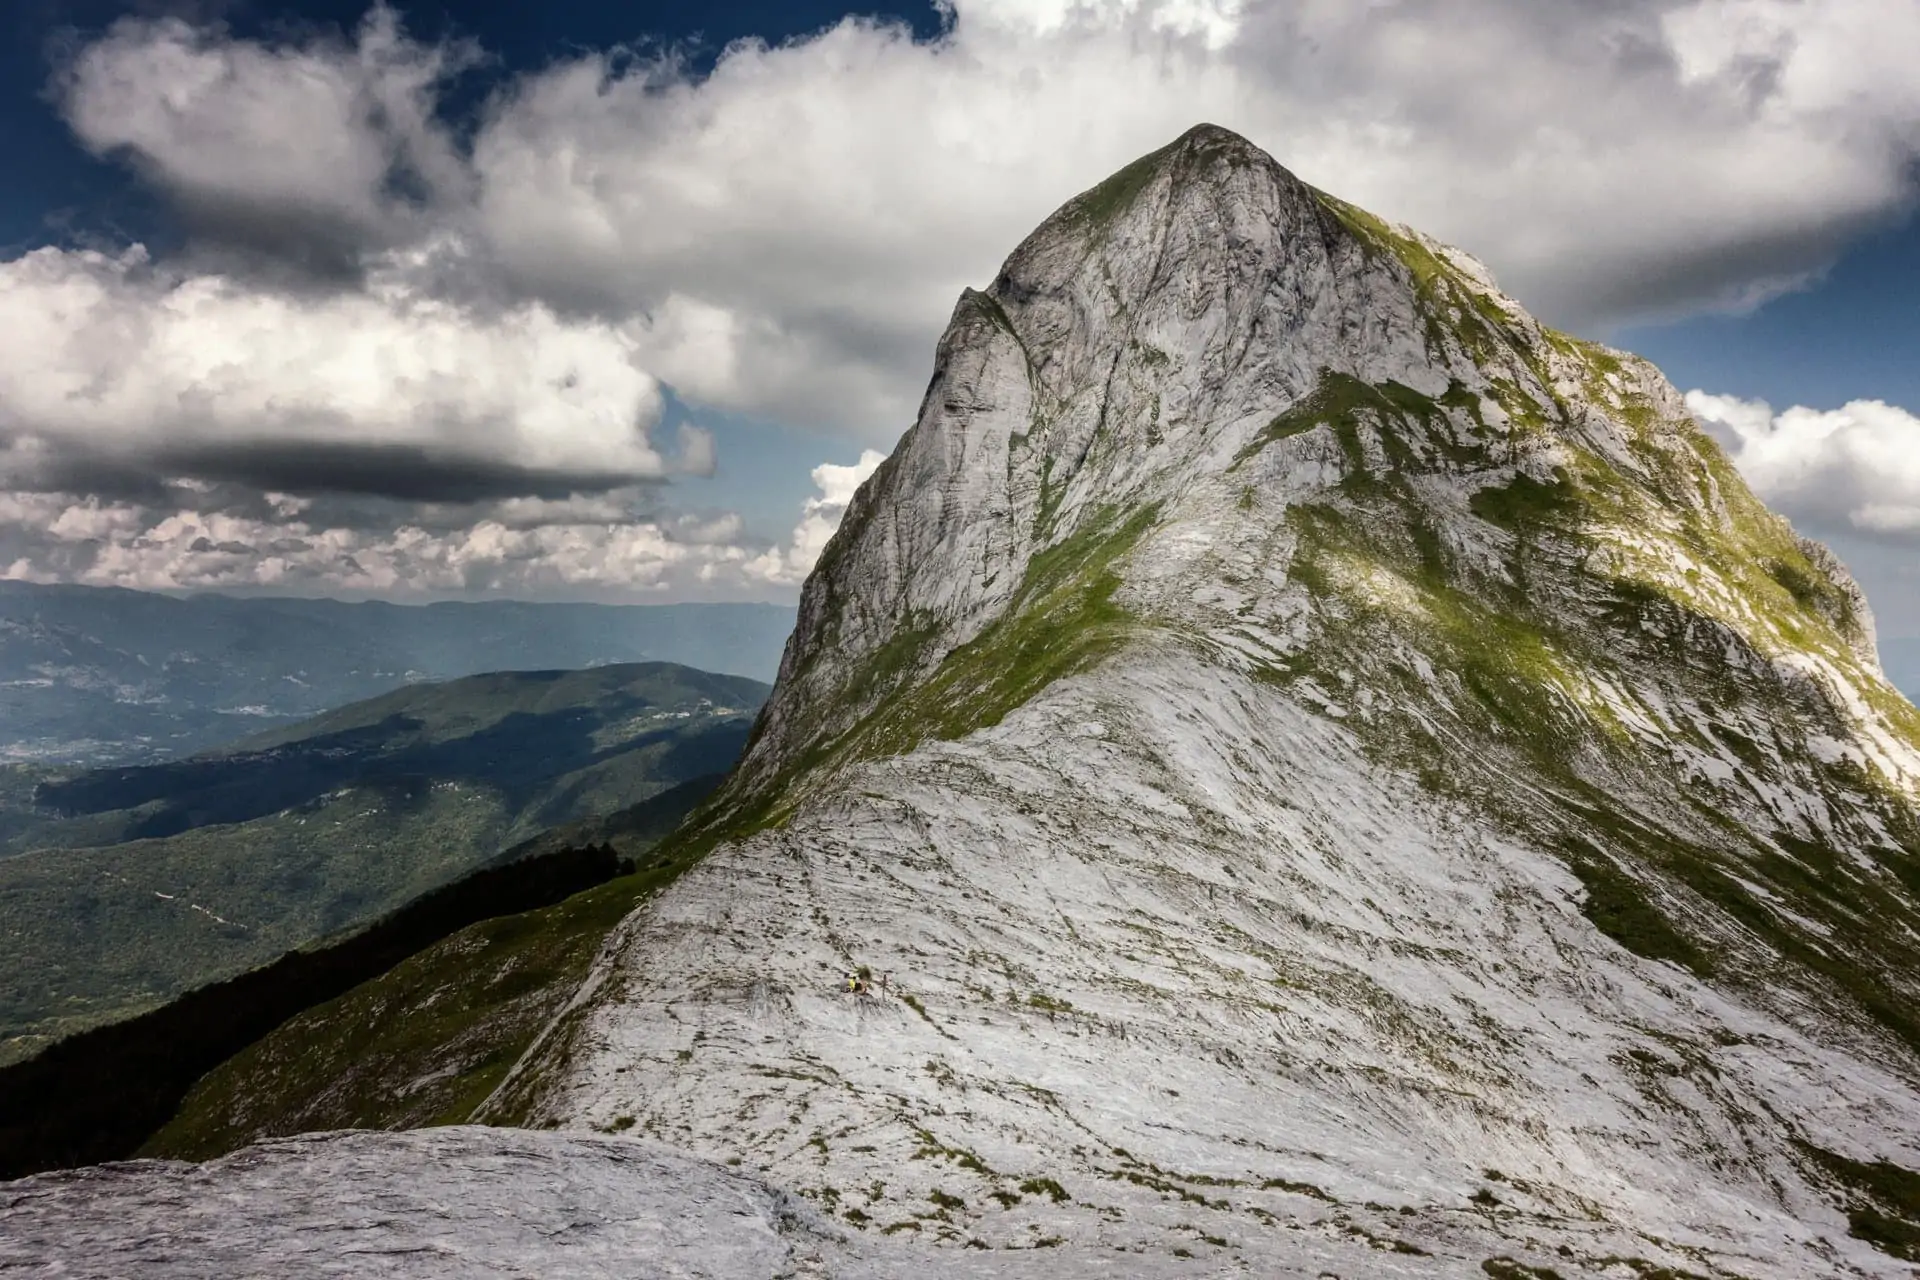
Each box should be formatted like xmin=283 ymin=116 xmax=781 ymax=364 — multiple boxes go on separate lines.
xmin=0 ymin=0 xmax=1917 ymax=633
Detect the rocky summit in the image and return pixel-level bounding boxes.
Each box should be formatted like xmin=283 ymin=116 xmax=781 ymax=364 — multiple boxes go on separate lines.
xmin=12 ymin=125 xmax=1920 ymax=1278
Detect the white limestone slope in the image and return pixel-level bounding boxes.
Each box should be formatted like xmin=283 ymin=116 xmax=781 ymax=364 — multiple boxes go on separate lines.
xmin=490 ymin=125 xmax=1920 ymax=1276
xmin=517 ymin=658 xmax=1920 ymax=1277
xmin=0 ymin=1126 xmax=1238 ymax=1279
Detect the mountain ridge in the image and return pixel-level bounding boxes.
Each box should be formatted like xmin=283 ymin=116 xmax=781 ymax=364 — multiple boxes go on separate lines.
xmin=480 ymin=124 xmax=1920 ymax=1275
xmin=0 ymin=661 xmax=766 ymax=1062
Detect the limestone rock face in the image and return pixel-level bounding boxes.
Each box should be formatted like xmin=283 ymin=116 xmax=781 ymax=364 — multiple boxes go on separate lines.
xmin=741 ymin=126 xmax=1447 ymax=796
xmin=0 ymin=1129 xmax=838 ymax=1279
xmin=0 ymin=1127 xmax=1241 ymax=1279
xmin=498 ymin=124 xmax=1920 ymax=1276
xmin=14 ymin=125 xmax=1920 ymax=1278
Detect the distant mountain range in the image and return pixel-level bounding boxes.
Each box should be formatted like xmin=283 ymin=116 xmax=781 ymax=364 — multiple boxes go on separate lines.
xmin=0 ymin=661 xmax=768 ymax=1064
xmin=0 ymin=582 xmax=795 ymax=764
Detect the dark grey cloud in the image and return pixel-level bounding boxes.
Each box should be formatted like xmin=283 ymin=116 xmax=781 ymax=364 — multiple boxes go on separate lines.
xmin=151 ymin=440 xmax=672 ymax=504
xmin=6 ymin=433 xmax=677 ymax=507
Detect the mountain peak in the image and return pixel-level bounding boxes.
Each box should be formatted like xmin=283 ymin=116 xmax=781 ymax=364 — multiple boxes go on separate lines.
xmin=1000 ymin=119 xmax=1328 ymax=296
xmin=708 ymin=133 xmax=1902 ymax=828
xmin=1046 ymin=120 xmax=1283 ymax=221
xmin=1171 ymin=119 xmax=1252 ymax=146
xmin=723 ymin=133 xmax=1478 ymax=801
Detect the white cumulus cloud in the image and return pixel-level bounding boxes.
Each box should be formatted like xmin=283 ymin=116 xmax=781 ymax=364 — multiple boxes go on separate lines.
xmin=9 ymin=0 xmax=1920 ymax=601
xmin=0 ymin=450 xmax=887 ymax=600
xmin=39 ymin=0 xmax=1920 ymax=444
xmin=748 ymin=450 xmax=889 ymax=585
xmin=1689 ymin=392 xmax=1920 ymax=541
xmin=0 ymin=244 xmax=677 ymax=498
xmin=57 ymin=6 xmax=471 ymax=267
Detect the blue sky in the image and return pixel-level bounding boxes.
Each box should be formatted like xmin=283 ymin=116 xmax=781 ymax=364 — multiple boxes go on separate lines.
xmin=1623 ymin=223 xmax=1920 ymax=425
xmin=1 ymin=0 xmax=1917 ymax=632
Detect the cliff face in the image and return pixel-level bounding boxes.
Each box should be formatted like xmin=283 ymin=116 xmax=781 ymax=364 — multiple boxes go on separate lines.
xmin=11 ymin=125 xmax=1920 ymax=1279
xmin=483 ymin=124 xmax=1920 ymax=1276
xmin=734 ymin=126 xmax=1447 ymax=804
xmin=733 ymin=124 xmax=1895 ymax=809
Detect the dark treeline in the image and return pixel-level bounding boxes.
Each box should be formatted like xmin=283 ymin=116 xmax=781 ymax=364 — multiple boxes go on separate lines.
xmin=0 ymin=841 xmax=632 ymax=1181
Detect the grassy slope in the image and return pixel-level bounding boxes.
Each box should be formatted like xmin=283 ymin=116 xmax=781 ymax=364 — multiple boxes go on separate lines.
xmin=1262 ymin=361 xmax=1920 ymax=1039
xmin=719 ymin=504 xmax=1160 ymax=836
xmin=1236 ymin=197 xmax=1920 ymax=1255
xmin=145 ymin=833 xmax=707 ymax=1159
xmin=0 ymin=663 xmax=767 ymax=1063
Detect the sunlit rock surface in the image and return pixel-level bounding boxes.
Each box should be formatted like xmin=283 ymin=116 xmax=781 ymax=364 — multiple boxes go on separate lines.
xmin=1 ymin=1127 xmax=1400 ymax=1278
xmin=487 ymin=126 xmax=1920 ymax=1277
xmin=2 ymin=1129 xmax=826 ymax=1279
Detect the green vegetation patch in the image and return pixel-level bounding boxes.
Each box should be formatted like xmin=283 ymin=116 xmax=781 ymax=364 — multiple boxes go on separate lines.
xmin=1565 ymin=794 xmax=1920 ymax=1062
xmin=1235 ymin=372 xmax=1411 ymax=471
xmin=1069 ymin=145 xmax=1171 ymax=231
xmin=1470 ymin=471 xmax=1578 ymax=533
xmin=1287 ymin=495 xmax=1586 ymax=764
xmin=1063 ymin=126 xmax=1260 ymax=237
xmin=1264 ymin=357 xmax=1920 ymax=1070
xmin=1766 ymin=554 xmax=1865 ymax=642
xmin=1481 ymin=1260 xmax=1566 ymax=1280
xmin=712 ymin=504 xmax=1159 ymax=840
xmin=1232 ymin=369 xmax=1493 ymax=481
xmin=1020 ymin=1176 xmax=1071 ymax=1203
xmin=864 ymin=504 xmax=1158 ymax=752
xmin=1312 ymin=191 xmax=1511 ymax=362
xmin=1799 ymin=1141 xmax=1920 ymax=1261
xmin=145 ymin=849 xmax=703 ymax=1161
xmin=1566 ymin=853 xmax=1710 ymax=976
xmin=0 ymin=784 xmax=508 ymax=1061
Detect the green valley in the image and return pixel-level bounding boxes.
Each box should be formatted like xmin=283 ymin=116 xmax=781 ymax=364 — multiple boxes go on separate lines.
xmin=0 ymin=662 xmax=767 ymax=1064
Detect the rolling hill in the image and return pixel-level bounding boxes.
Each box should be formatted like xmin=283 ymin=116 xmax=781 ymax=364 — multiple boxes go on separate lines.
xmin=0 ymin=583 xmax=793 ymax=764
xmin=0 ymin=661 xmax=767 ymax=1063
